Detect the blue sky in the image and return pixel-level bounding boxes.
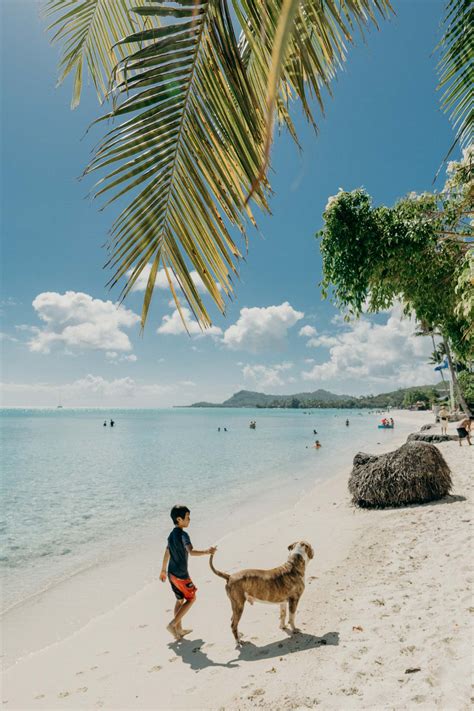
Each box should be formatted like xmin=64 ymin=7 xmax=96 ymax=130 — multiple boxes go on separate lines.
xmin=1 ymin=0 xmax=456 ymax=407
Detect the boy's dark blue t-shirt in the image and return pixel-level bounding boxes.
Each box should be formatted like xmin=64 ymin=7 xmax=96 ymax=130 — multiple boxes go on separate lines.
xmin=167 ymin=527 xmax=192 ymax=579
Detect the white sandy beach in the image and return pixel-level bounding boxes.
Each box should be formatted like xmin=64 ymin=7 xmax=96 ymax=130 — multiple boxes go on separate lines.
xmin=2 ymin=410 xmax=472 ymax=710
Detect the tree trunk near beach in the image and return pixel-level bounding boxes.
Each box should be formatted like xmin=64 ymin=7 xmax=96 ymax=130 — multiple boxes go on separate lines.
xmin=443 ymin=337 xmax=471 ymax=416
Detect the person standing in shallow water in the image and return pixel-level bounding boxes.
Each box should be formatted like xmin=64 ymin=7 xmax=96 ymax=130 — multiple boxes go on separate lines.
xmin=103 ymin=421 xmax=107 ymax=427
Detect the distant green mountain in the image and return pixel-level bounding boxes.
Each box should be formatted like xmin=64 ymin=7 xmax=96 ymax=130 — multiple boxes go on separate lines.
xmin=189 ymin=383 xmax=447 ymax=409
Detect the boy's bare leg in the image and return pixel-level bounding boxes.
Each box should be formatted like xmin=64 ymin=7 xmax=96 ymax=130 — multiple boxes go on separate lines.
xmin=167 ymin=599 xmax=195 ymax=639
xmin=174 ymin=599 xmax=193 ymax=636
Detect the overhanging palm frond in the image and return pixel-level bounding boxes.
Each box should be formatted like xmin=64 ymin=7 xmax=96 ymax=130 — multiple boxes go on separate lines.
xmin=437 ymin=0 xmax=474 ymax=155
xmin=45 ymin=0 xmax=157 ymax=108
xmin=86 ymin=0 xmax=269 ymax=330
xmin=235 ymin=0 xmax=394 ymax=200
xmin=76 ymin=0 xmax=393 ymax=330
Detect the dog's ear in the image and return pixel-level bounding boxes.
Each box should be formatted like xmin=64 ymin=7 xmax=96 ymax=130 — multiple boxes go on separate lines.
xmin=305 ymin=543 xmax=314 ymax=560
xmin=287 ymin=542 xmax=297 ymax=551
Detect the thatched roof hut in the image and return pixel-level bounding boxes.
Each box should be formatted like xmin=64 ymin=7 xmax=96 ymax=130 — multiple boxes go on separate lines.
xmin=349 ymin=442 xmax=452 ymax=508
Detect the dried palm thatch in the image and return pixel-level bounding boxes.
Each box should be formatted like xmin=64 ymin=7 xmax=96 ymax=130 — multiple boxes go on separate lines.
xmin=407 ymin=433 xmax=458 ymax=443
xmin=349 ymin=442 xmax=452 ymax=509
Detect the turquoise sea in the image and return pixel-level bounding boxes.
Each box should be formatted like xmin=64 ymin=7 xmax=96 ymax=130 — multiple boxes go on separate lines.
xmin=1 ymin=407 xmax=409 ymax=611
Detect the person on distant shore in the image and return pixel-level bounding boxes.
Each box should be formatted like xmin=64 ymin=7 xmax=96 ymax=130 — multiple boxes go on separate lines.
xmin=110 ymin=419 xmax=114 ymax=428
xmin=160 ymin=505 xmax=216 ymax=640
xmin=456 ymin=417 xmax=472 ymax=447
xmin=438 ymin=406 xmax=449 ymax=435
xmin=345 ymin=419 xmax=349 ymax=427
xmin=103 ymin=420 xmax=107 ymax=427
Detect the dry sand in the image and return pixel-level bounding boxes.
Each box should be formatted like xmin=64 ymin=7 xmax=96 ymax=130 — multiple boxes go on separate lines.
xmin=1 ymin=410 xmax=472 ymax=710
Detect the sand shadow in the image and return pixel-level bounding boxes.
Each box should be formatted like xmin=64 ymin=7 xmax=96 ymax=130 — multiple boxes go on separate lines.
xmin=232 ymin=630 xmax=339 ymax=663
xmin=355 ymin=493 xmax=467 ymax=512
xmin=168 ymin=637 xmax=239 ymax=671
xmin=427 ymin=494 xmax=466 ymax=506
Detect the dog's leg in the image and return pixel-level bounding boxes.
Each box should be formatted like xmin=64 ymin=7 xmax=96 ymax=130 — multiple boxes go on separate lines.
xmin=279 ymin=602 xmax=287 ymax=629
xmin=288 ymin=595 xmax=301 ymax=633
xmin=230 ymin=597 xmax=245 ymax=646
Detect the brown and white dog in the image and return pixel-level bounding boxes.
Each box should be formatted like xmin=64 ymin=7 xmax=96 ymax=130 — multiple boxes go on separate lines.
xmin=209 ymin=541 xmax=314 ymax=645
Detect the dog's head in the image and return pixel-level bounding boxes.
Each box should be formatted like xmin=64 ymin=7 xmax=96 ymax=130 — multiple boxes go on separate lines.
xmin=287 ymin=540 xmax=314 ymax=563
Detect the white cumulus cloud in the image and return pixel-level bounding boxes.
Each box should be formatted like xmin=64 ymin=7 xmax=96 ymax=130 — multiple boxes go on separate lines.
xmin=157 ymin=306 xmax=222 ymax=338
xmin=128 ymin=265 xmax=220 ymax=294
xmin=222 ymin=302 xmax=304 ymax=352
xmin=0 ymin=375 xmax=175 ymax=407
xmin=106 ymin=351 xmax=138 ymax=363
xmin=301 ymin=305 xmax=438 ymax=390
xmin=242 ymin=362 xmax=293 ymax=389
xmin=299 ymin=325 xmax=317 ymax=338
xmin=28 ymin=292 xmax=140 ymax=354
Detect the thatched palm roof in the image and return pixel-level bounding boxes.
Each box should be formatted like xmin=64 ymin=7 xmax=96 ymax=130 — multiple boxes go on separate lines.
xmin=349 ymin=442 xmax=452 ymax=509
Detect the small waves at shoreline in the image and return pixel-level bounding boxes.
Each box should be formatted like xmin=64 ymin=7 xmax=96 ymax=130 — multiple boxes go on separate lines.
xmin=1 ymin=407 xmax=408 ymax=610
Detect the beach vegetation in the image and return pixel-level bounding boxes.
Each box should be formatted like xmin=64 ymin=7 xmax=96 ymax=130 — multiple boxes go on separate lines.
xmin=44 ymin=0 xmax=393 ymax=329
xmin=318 ymin=149 xmax=473 ymax=414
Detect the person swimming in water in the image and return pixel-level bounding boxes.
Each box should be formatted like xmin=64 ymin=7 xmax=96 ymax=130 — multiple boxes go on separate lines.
xmin=313 ymin=440 xmax=321 ymax=449
xmin=345 ymin=419 xmax=349 ymax=426
xmin=103 ymin=420 xmax=107 ymax=427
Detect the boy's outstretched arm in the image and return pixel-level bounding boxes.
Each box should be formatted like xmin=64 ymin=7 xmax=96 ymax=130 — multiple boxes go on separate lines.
xmin=186 ymin=545 xmax=217 ymax=557
xmin=160 ymin=547 xmax=170 ymax=582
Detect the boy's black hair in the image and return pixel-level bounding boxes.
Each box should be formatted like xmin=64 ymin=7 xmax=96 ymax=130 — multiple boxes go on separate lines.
xmin=170 ymin=504 xmax=190 ymax=524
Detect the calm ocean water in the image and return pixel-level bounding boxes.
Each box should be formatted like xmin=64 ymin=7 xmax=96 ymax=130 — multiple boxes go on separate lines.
xmin=0 ymin=407 xmax=409 ymax=611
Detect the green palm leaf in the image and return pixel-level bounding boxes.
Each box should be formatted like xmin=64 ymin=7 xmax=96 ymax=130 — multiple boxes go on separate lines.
xmin=86 ymin=0 xmax=270 ymax=329
xmin=45 ymin=0 xmax=158 ymax=108
xmin=85 ymin=0 xmax=392 ymax=329
xmin=48 ymin=0 xmax=392 ymax=329
xmin=437 ymin=0 xmax=473 ymax=155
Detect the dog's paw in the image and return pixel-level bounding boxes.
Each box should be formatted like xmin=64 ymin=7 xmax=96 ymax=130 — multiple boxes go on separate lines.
xmin=290 ymin=627 xmax=301 ymax=634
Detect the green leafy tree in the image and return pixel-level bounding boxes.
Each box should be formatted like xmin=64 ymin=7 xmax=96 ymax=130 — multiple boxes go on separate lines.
xmin=402 ymin=390 xmax=429 ymax=409
xmin=318 ymin=167 xmax=473 ymax=413
xmin=458 ymin=370 xmax=474 ymax=405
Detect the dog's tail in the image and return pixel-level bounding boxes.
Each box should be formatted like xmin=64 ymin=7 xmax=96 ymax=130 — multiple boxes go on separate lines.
xmin=209 ymin=553 xmax=230 ymax=581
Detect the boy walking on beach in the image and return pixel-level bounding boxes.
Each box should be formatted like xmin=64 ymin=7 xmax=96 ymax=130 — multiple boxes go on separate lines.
xmin=160 ymin=505 xmax=216 ymax=640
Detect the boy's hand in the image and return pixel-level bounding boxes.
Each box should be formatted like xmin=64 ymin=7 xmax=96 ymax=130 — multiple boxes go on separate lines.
xmin=208 ymin=546 xmax=217 ymax=555
xmin=159 ymin=570 xmax=167 ymax=582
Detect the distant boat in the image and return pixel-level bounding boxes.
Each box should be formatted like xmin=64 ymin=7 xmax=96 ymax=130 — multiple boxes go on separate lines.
xmin=57 ymin=405 xmax=63 ymax=409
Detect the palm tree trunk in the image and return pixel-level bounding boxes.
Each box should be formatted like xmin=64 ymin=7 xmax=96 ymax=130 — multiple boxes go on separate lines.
xmin=430 ymin=333 xmax=450 ymax=400
xmin=443 ymin=336 xmax=472 ymax=416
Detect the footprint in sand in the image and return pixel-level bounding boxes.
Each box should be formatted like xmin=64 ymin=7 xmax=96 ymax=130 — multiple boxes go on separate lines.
xmin=34 ymin=695 xmax=45 ymax=700
xmin=76 ymin=687 xmax=88 ymax=694
xmin=58 ymin=691 xmax=70 ymax=698
xmin=90 ymin=666 xmax=99 ymax=671
xmin=75 ymin=670 xmax=84 ymax=676
xmin=148 ymin=666 xmax=162 ymax=673
xmin=138 ymin=624 xmax=148 ymax=628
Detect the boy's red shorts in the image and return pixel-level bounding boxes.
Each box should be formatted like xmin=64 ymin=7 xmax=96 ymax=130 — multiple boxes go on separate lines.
xmin=169 ymin=574 xmax=197 ymax=601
